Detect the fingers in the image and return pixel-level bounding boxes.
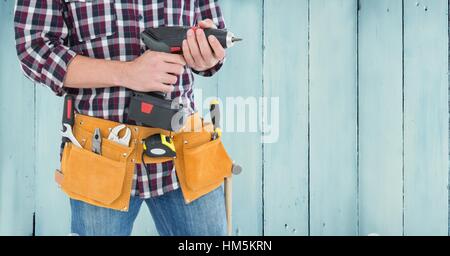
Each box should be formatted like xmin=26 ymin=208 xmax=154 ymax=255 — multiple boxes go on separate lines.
xmin=208 ymin=35 xmax=226 ymax=60
xmin=199 ymin=19 xmax=217 ymax=29
xmin=156 ymin=83 xmax=174 ymax=94
xmin=158 ymin=73 xmax=178 ymax=85
xmin=182 ymin=23 xmax=225 ymax=71
xmin=161 ymin=62 xmax=185 ymax=76
xmin=196 ymin=29 xmax=215 ymax=66
xmin=182 ymin=39 xmax=196 ymax=68
xmin=159 ymin=52 xmax=186 ymax=65
xmin=141 ymin=82 xmax=173 ymax=94
xmin=186 ymin=29 xmax=206 ymax=67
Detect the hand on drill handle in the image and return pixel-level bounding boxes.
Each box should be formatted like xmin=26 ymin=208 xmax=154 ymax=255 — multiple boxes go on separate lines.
xmin=121 ymin=19 xmax=225 ymax=93
xmin=121 ymin=51 xmax=186 ymax=93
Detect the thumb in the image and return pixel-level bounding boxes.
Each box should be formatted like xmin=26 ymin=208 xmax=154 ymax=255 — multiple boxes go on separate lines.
xmin=199 ymin=19 xmax=217 ymax=29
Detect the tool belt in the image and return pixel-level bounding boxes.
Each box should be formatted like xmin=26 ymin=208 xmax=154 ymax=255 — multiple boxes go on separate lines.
xmin=55 ymin=113 xmax=233 ymax=211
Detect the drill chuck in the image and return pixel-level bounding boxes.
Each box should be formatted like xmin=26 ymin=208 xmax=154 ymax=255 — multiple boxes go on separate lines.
xmin=205 ymin=29 xmax=241 ymax=49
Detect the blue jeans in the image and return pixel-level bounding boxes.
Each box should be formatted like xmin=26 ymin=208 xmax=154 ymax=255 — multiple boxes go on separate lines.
xmin=70 ymin=187 xmax=227 ymax=236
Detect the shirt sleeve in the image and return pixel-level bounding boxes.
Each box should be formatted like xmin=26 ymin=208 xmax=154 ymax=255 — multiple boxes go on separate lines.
xmin=14 ymin=0 xmax=77 ymax=97
xmin=193 ymin=0 xmax=226 ymax=77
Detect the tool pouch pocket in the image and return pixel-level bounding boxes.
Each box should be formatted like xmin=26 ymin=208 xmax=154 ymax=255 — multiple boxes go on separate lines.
xmin=60 ymin=128 xmax=135 ymax=211
xmin=183 ymin=138 xmax=231 ymax=190
xmin=174 ymin=125 xmax=233 ymax=203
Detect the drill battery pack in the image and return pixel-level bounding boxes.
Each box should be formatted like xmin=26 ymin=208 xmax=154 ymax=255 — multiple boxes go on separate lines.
xmin=128 ymin=92 xmax=187 ymax=132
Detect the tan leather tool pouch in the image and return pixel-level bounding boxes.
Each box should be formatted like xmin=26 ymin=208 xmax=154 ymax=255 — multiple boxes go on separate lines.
xmin=59 ymin=115 xmax=137 ymax=212
xmin=173 ymin=122 xmax=233 ymax=203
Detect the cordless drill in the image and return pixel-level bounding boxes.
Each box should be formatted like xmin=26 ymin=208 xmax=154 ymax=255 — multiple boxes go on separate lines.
xmin=129 ymin=27 xmax=241 ymax=132
xmin=141 ymin=26 xmax=242 ymax=54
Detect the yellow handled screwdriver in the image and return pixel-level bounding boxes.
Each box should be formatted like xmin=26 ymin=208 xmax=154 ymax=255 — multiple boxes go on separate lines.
xmin=210 ymin=100 xmax=222 ymax=140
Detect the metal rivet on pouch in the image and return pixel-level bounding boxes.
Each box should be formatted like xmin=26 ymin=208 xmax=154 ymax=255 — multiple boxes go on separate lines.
xmin=122 ymin=153 xmax=127 ymax=157
xmin=79 ymin=121 xmax=84 ymax=125
xmin=134 ymin=127 xmax=139 ymax=132
xmin=184 ymin=140 xmax=188 ymax=144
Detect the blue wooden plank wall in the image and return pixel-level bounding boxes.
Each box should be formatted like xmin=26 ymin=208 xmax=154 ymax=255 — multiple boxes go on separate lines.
xmin=358 ymin=0 xmax=404 ymax=235
xmin=0 ymin=0 xmax=35 ymax=236
xmin=403 ymin=0 xmax=448 ymax=235
xmin=0 ymin=0 xmax=448 ymax=236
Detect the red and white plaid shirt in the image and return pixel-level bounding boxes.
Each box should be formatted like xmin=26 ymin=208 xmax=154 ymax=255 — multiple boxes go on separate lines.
xmin=14 ymin=0 xmax=225 ymax=199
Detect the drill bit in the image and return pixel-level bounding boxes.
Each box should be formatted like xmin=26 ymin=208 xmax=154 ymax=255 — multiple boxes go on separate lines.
xmin=232 ymin=37 xmax=243 ymax=43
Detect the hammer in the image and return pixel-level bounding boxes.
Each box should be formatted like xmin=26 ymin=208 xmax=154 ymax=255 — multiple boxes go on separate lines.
xmin=210 ymin=100 xmax=242 ymax=236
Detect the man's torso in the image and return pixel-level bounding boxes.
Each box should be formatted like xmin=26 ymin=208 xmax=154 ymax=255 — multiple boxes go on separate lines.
xmin=63 ymin=0 xmax=201 ymax=123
